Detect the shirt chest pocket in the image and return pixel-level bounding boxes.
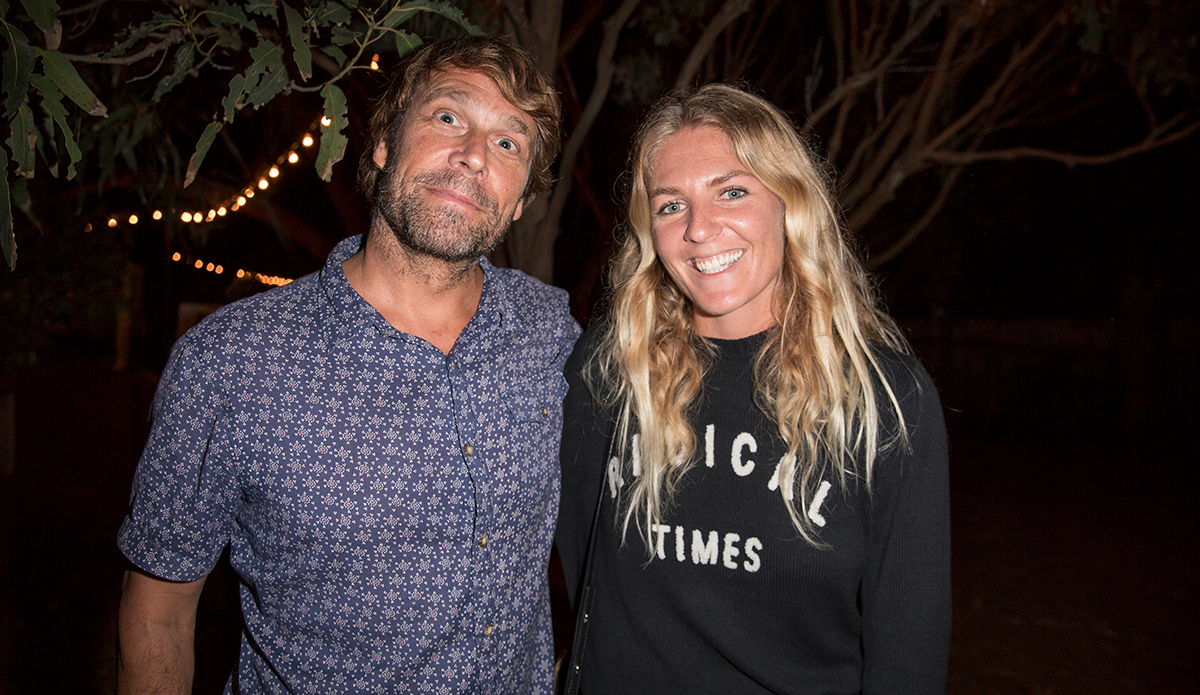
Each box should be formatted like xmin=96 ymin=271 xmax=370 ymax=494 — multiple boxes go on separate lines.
xmin=507 ymin=371 xmax=568 ymax=431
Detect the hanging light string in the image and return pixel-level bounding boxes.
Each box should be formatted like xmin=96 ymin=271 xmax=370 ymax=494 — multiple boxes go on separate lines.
xmin=82 ymin=115 xmax=335 ymax=286
xmin=168 ymin=250 xmax=293 ymax=287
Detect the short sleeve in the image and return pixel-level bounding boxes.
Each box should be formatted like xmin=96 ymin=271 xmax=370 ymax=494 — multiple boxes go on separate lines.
xmin=117 ymin=330 xmax=243 ymax=581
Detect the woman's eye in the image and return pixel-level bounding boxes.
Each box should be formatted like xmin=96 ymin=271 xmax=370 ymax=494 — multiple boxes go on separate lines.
xmin=723 ymin=188 xmax=746 ymax=199
xmin=658 ymin=202 xmax=683 ymax=215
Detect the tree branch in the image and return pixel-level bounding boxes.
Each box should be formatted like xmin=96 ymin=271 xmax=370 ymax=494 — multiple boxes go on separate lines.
xmin=808 ymin=0 xmax=945 ymax=127
xmin=674 ymin=0 xmax=757 ymax=91
xmin=926 ymin=115 xmax=1200 ymax=167
xmin=60 ymin=30 xmax=185 ymax=65
xmin=513 ymin=0 xmax=640 ymax=281
xmin=867 ymin=164 xmax=964 ymax=268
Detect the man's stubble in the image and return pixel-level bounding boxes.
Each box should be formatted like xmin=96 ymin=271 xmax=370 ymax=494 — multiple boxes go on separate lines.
xmin=374 ymin=146 xmax=513 ymax=264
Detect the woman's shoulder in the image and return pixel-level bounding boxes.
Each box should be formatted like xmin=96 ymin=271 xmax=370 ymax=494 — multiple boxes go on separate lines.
xmin=866 ymin=342 xmax=943 ymax=435
xmin=565 ymin=319 xmax=610 ymax=374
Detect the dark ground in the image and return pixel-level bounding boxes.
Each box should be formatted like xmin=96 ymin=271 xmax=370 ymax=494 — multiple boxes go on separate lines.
xmin=0 ymin=351 xmax=1195 ymax=694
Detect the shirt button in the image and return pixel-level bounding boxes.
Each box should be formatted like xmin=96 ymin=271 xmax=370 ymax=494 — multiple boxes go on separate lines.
xmin=540 ymin=406 xmax=549 ymax=417
xmin=479 ymin=534 xmax=488 ymax=548
xmin=449 ymin=359 xmax=457 ymax=369
xmin=483 ymin=623 xmax=495 ymax=636
xmin=463 ymin=443 xmax=474 ymax=456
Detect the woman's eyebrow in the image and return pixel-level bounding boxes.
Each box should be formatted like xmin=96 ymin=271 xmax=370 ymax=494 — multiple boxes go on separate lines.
xmin=648 ymin=170 xmax=753 ymax=198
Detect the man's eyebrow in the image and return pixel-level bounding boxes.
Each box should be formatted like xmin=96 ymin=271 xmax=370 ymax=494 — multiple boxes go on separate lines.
xmin=648 ymin=170 xmax=754 ymax=198
xmin=419 ymin=86 xmax=532 ymax=139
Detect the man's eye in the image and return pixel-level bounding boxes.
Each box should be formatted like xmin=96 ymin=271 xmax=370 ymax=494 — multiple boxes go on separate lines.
xmin=497 ymin=138 xmax=516 ymax=151
xmin=437 ymin=112 xmax=458 ymax=125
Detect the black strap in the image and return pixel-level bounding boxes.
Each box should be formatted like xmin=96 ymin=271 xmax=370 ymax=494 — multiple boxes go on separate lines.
xmin=561 ymin=422 xmax=618 ymax=695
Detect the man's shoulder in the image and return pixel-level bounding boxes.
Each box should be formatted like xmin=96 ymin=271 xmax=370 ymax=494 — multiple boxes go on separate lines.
xmin=173 ymin=272 xmax=325 ymax=359
xmin=487 ymin=264 xmax=578 ymax=333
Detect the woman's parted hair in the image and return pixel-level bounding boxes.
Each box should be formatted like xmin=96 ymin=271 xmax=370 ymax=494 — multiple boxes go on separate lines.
xmin=357 ymin=35 xmax=562 ymax=203
xmin=593 ymin=83 xmax=910 ymax=546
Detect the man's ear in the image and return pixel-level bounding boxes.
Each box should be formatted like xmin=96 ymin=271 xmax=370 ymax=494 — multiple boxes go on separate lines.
xmin=372 ymin=140 xmax=388 ymax=169
xmin=512 ymin=196 xmax=525 ymax=222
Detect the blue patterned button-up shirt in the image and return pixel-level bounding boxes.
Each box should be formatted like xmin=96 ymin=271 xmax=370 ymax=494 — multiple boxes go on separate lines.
xmin=119 ymin=235 xmax=580 ymax=694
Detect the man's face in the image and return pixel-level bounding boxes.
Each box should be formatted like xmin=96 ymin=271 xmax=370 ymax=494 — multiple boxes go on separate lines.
xmin=372 ymin=67 xmax=536 ymax=262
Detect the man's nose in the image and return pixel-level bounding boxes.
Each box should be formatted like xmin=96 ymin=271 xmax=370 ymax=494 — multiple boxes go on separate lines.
xmin=451 ymin=131 xmax=488 ymax=176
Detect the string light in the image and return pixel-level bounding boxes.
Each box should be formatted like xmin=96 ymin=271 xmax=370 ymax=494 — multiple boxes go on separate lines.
xmin=80 ymin=118 xmax=320 ymax=290
xmin=172 ymin=252 xmax=289 ymax=285
xmin=85 ymin=117 xmax=322 ymax=235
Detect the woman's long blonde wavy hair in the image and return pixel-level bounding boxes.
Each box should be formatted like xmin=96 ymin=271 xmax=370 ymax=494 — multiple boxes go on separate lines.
xmin=591 ymin=84 xmax=910 ymax=548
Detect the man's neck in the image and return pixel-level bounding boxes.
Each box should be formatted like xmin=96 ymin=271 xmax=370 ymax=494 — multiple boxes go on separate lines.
xmin=342 ymin=228 xmax=485 ymax=355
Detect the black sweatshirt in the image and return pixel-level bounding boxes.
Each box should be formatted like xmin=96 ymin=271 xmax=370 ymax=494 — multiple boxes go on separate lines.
xmin=556 ymin=327 xmax=951 ymax=694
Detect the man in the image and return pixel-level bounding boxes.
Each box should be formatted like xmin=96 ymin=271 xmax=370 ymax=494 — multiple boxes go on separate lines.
xmin=117 ymin=36 xmax=579 ymax=694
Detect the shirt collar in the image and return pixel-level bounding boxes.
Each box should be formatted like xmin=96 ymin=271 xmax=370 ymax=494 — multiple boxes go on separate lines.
xmin=318 ymin=235 xmax=523 ymax=336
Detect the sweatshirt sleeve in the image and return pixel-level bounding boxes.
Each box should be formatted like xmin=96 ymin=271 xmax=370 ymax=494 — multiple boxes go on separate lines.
xmin=860 ymin=354 xmax=952 ymax=694
xmin=554 ymin=325 xmax=613 ymax=609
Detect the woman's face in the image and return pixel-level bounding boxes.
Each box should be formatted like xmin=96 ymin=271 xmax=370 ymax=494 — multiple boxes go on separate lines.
xmin=648 ymin=126 xmax=787 ymax=340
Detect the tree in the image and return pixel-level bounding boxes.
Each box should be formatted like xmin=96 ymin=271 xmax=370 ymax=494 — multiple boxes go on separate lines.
xmin=0 ymin=0 xmax=481 ymax=273
xmin=515 ymin=0 xmax=1197 ymax=296
xmin=2 ymin=0 xmax=1197 ymax=293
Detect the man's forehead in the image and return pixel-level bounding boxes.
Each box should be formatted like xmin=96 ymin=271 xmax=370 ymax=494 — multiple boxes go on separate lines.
xmin=413 ymin=68 xmax=533 ymax=133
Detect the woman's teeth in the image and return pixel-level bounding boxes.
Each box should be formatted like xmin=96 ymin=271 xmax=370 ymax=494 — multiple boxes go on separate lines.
xmin=693 ymin=250 xmax=743 ymax=275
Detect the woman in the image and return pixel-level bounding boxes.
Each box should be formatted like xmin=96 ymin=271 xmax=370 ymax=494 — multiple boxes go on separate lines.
xmin=556 ymin=84 xmax=950 ymax=694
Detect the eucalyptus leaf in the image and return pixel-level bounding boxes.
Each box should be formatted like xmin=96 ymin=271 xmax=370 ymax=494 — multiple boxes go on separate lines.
xmin=10 ymin=177 xmax=37 ymax=229
xmin=31 ymin=74 xmax=81 ymax=179
xmin=331 ymin=25 xmax=358 ymax=46
xmin=34 ymin=48 xmax=107 ymax=117
xmin=19 ymin=0 xmax=59 ymax=33
xmin=184 ymin=120 xmax=223 ymax=187
xmin=284 ymin=4 xmax=313 ymax=81
xmin=152 ymin=43 xmax=195 ymax=102
xmin=396 ymin=1 xmax=484 ymax=36
xmin=245 ymin=41 xmax=288 ymax=108
xmin=3 ymin=25 xmax=35 ymax=121
xmin=394 ymin=31 xmax=422 ymax=58
xmin=319 ymin=45 xmax=349 ymax=67
xmin=320 ymin=3 xmax=353 ymax=26
xmin=1 ymin=151 xmax=14 ymax=270
xmin=316 ymin=84 xmax=348 ymax=182
xmin=7 ymin=104 xmax=36 ymax=178
xmin=36 ymin=110 xmax=55 ymax=176
xmin=222 ymin=73 xmax=246 ymax=121
xmin=245 ymin=0 xmax=276 ymax=18
xmin=207 ymin=0 xmax=256 ymax=30
xmin=103 ymin=13 xmax=175 ymax=59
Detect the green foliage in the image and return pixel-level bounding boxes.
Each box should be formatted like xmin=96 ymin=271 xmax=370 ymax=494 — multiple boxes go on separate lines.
xmin=0 ymin=0 xmax=483 ymax=271
xmin=317 ymin=84 xmax=349 ymax=182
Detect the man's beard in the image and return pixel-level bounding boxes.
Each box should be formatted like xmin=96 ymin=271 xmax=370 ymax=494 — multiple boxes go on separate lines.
xmin=374 ymin=168 xmax=510 ymax=263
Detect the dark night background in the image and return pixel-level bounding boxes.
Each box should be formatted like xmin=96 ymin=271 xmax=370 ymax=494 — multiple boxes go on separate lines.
xmin=1 ymin=1 xmax=1197 ymax=692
